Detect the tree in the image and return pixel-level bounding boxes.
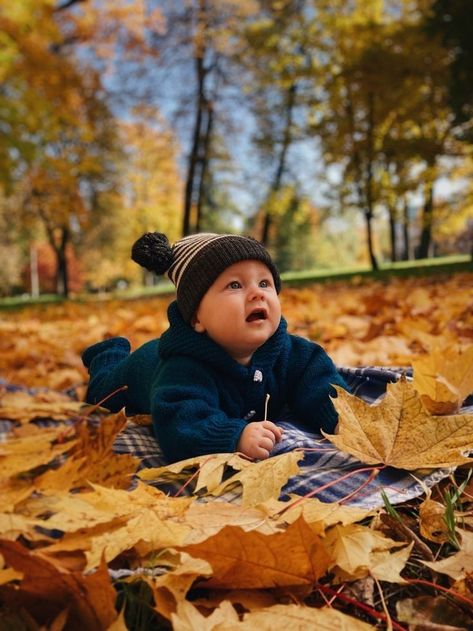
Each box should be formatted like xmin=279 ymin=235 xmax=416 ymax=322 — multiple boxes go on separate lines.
xmin=237 ymin=0 xmax=310 ymax=246
xmin=147 ymin=0 xmax=259 ymax=235
xmin=309 ymin=0 xmax=468 ymax=266
xmin=428 ymin=0 xmax=473 ymax=136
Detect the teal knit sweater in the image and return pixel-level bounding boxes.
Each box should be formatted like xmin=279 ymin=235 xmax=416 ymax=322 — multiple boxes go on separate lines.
xmin=82 ymin=301 xmax=348 ymax=462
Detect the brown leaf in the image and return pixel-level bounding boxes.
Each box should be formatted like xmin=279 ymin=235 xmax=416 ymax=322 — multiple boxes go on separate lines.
xmin=171 ymin=600 xmax=240 ymax=631
xmin=237 ymin=603 xmax=376 ymax=630
xmin=423 ymin=530 xmax=473 ymax=580
xmin=146 ymin=552 xmax=213 ymax=620
xmin=27 ymin=483 xmax=192 ymax=569
xmin=178 ymin=515 xmax=331 ymax=590
xmin=419 ymin=497 xmax=450 ymax=543
xmin=396 ymin=595 xmax=472 ymax=630
xmin=171 ymin=600 xmax=376 ymax=630
xmin=0 ymin=426 xmax=76 ymax=480
xmin=412 ymin=345 xmax=473 ymax=414
xmin=0 ymin=390 xmax=83 ymax=424
xmin=0 ymin=540 xmax=118 ymax=630
xmin=324 ymin=379 xmax=473 ymax=469
xmin=323 ymin=523 xmax=411 ymax=583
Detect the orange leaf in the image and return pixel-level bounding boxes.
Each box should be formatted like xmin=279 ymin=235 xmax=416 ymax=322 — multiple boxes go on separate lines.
xmin=178 ymin=515 xmax=331 ymax=590
xmin=0 ymin=540 xmax=118 ymax=630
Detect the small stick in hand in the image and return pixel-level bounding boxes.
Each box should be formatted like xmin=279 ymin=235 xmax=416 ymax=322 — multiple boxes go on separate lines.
xmin=264 ymin=393 xmax=270 ymax=421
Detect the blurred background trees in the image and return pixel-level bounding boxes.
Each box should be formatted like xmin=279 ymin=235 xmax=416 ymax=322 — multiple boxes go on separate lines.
xmin=0 ymin=0 xmax=472 ymax=297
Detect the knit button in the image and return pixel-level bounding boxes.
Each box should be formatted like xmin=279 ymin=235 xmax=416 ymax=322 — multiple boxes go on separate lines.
xmin=253 ymin=370 xmax=263 ymax=382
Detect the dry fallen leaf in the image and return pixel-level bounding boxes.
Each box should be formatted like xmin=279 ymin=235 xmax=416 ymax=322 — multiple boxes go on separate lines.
xmin=0 ymin=539 xmax=119 ymax=630
xmin=171 ymin=599 xmax=240 ymax=631
xmin=139 ymin=451 xmax=303 ymax=507
xmin=0 ymin=390 xmax=84 ymax=424
xmin=324 ymin=378 xmax=473 ymax=469
xmin=423 ymin=530 xmax=473 ymax=580
xmin=0 ymin=426 xmax=76 ymax=480
xmin=396 ymin=595 xmax=472 ymax=630
xmin=323 ymin=523 xmax=411 ymax=583
xmin=146 ymin=552 xmax=213 ymax=620
xmin=419 ymin=497 xmax=450 ymax=544
xmin=209 ymin=451 xmax=303 ymax=507
xmin=412 ymin=345 xmax=473 ymax=414
xmin=172 ymin=599 xmax=376 ymax=630
xmin=179 ymin=515 xmax=331 ymax=590
xmin=236 ymin=603 xmax=376 ymax=630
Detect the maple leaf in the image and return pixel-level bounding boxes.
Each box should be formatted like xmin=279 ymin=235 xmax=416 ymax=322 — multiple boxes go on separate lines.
xmin=0 ymin=425 xmax=76 ymax=480
xmin=0 ymin=539 xmax=118 ymax=629
xmin=423 ymin=530 xmax=473 ymax=580
xmin=138 ymin=453 xmax=246 ymax=491
xmin=323 ymin=523 xmax=412 ymax=583
xmin=412 ymin=345 xmax=473 ymax=414
xmin=145 ymin=553 xmax=213 ymax=620
xmin=209 ymin=451 xmax=303 ymax=506
xmin=0 ymin=390 xmax=83 ymax=424
xmin=419 ymin=497 xmax=450 ymax=543
xmin=171 ymin=600 xmax=375 ymax=630
xmin=178 ymin=515 xmax=331 ymax=590
xmin=139 ymin=451 xmax=303 ymax=506
xmin=25 ymin=483 xmax=192 ymax=569
xmin=171 ymin=600 xmax=239 ymax=631
xmin=324 ymin=379 xmax=473 ymax=469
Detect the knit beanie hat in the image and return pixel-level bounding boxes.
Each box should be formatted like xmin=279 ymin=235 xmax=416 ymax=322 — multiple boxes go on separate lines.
xmin=131 ymin=232 xmax=281 ymax=323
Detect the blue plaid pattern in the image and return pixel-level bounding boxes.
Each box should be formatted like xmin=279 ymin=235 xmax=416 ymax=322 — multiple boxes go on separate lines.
xmin=2 ymin=369 xmax=472 ymax=510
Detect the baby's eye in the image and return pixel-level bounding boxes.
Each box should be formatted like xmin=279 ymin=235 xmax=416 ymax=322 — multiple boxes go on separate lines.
xmin=259 ymin=279 xmax=271 ymax=288
xmin=228 ymin=281 xmax=241 ymax=289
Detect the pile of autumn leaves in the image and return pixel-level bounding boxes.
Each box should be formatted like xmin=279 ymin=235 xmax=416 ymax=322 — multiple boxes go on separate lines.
xmin=1 ymin=272 xmax=473 ymax=630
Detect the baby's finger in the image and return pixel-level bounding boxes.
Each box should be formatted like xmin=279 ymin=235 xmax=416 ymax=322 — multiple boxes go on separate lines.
xmin=253 ymin=445 xmax=271 ymax=459
xmin=262 ymin=420 xmax=283 ymax=441
xmin=258 ymin=435 xmax=275 ymax=452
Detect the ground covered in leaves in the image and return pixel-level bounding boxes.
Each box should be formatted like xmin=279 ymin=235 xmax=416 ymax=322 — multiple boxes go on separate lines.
xmin=0 ymin=272 xmax=473 ymax=630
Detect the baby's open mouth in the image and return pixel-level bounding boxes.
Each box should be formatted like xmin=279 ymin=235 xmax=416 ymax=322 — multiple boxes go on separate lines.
xmin=246 ymin=309 xmax=267 ymax=322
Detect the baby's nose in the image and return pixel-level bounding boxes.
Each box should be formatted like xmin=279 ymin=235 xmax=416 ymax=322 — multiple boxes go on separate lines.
xmin=248 ymin=284 xmax=264 ymax=299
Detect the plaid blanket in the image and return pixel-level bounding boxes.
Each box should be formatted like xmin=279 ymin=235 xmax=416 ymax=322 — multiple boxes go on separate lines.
xmin=112 ymin=366 xmax=473 ymax=510
xmin=2 ymin=368 xmax=472 ymax=510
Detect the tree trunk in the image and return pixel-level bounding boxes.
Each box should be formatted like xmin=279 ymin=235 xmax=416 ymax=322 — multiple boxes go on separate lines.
xmin=183 ymin=61 xmax=206 ymax=235
xmin=54 ymin=227 xmax=70 ymax=298
xmin=387 ymin=205 xmax=397 ymax=262
xmin=365 ymin=92 xmax=378 ymax=270
xmin=416 ymin=180 xmax=434 ymax=259
xmin=261 ymin=83 xmax=297 ymax=246
xmin=401 ymin=199 xmax=410 ymax=260
xmin=195 ymin=101 xmax=214 ymax=233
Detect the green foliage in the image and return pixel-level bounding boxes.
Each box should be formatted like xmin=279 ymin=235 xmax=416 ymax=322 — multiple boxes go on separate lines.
xmin=428 ymin=0 xmax=473 ymax=133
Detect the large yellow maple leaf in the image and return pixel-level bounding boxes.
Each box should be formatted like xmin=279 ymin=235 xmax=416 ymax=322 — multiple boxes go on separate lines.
xmin=323 ymin=379 xmax=473 ymax=470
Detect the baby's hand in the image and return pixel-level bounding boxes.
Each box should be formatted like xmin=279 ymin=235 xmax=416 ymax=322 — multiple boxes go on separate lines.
xmin=237 ymin=420 xmax=283 ymax=460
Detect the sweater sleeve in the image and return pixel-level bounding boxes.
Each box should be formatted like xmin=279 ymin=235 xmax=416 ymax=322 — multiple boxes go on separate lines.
xmin=286 ymin=335 xmax=349 ymax=433
xmin=150 ymin=357 xmax=247 ymax=462
xmin=82 ymin=337 xmax=131 ymax=411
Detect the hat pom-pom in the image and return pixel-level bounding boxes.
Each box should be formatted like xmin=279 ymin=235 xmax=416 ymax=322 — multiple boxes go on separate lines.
xmin=131 ymin=232 xmax=173 ymax=275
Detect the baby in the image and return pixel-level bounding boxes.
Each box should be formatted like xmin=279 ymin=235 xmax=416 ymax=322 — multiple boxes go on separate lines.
xmin=82 ymin=232 xmax=348 ymax=462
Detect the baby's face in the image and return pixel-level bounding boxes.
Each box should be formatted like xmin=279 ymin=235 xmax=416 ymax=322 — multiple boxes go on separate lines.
xmin=193 ymin=260 xmax=281 ymax=365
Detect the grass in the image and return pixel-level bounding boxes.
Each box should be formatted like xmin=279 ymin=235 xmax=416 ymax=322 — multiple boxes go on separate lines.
xmin=0 ymin=254 xmax=471 ymax=311
xmin=281 ymin=254 xmax=472 ymax=285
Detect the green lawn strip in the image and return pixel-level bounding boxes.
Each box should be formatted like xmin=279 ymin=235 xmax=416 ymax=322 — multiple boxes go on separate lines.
xmin=0 ymin=255 xmax=471 ymax=311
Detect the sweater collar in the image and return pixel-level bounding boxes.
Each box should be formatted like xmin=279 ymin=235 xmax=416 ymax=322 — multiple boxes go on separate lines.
xmin=159 ymin=301 xmax=287 ymax=377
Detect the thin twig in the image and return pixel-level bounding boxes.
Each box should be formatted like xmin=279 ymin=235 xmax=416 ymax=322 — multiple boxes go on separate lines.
xmin=278 ymin=465 xmax=385 ymax=516
xmin=373 ymin=575 xmax=393 ymax=631
xmin=316 ymin=583 xmax=407 ymax=631
xmin=380 ymin=513 xmax=434 ymax=561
